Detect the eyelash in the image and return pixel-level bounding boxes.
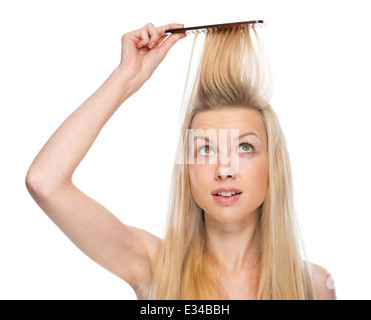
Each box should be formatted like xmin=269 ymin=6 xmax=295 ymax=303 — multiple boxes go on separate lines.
xmin=239 ymin=140 xmax=256 ymax=153
xmin=197 ymin=140 xmax=255 ymax=155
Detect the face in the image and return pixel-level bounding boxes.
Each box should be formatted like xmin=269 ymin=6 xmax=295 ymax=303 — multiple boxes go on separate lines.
xmin=188 ymin=107 xmax=269 ymax=228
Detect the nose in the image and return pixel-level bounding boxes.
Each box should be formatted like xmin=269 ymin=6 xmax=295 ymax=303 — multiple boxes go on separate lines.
xmin=215 ymin=163 xmax=237 ymax=180
xmin=214 ymin=144 xmax=239 ymax=180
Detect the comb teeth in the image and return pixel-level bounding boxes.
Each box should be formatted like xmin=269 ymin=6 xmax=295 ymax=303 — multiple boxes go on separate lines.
xmin=183 ymin=24 xmax=265 ymax=36
xmin=165 ymin=20 xmax=264 ymax=34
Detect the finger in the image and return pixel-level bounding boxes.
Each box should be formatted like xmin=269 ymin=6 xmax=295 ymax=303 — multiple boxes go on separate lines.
xmin=137 ymin=27 xmax=150 ymax=48
xmin=137 ymin=22 xmax=157 ymax=48
xmin=146 ymin=23 xmax=160 ymax=49
xmin=156 ymin=23 xmax=184 ymax=36
xmin=135 ymin=23 xmax=183 ymax=48
xmin=153 ymin=34 xmax=168 ymax=48
xmin=157 ymin=32 xmax=186 ymax=60
xmin=137 ymin=23 xmax=161 ymax=49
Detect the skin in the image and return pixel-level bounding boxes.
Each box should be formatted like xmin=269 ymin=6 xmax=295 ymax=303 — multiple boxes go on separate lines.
xmin=188 ymin=107 xmax=269 ymax=299
xmin=188 ymin=108 xmax=269 ymax=229
xmin=25 ymin=23 xmax=336 ymax=300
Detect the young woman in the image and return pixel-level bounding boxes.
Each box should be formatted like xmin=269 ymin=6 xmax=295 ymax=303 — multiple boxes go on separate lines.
xmin=26 ymin=22 xmax=336 ymax=300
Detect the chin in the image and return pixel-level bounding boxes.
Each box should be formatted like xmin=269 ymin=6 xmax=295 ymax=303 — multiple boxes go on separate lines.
xmin=205 ymin=205 xmax=256 ymax=225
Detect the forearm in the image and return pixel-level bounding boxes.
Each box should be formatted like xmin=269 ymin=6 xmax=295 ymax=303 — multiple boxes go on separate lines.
xmin=27 ymin=66 xmax=141 ymax=195
xmin=26 ymin=23 xmax=185 ymax=198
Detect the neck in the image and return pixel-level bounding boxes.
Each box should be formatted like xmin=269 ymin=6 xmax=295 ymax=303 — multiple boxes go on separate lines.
xmin=205 ymin=210 xmax=260 ymax=274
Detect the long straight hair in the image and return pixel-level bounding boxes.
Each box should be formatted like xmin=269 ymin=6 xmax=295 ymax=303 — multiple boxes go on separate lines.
xmin=149 ymin=26 xmax=315 ymax=300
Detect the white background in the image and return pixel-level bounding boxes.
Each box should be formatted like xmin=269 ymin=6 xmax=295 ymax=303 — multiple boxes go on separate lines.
xmin=1 ymin=0 xmax=370 ymax=300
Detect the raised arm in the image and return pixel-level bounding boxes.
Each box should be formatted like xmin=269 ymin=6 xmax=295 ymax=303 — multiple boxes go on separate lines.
xmin=25 ymin=23 xmax=185 ymax=291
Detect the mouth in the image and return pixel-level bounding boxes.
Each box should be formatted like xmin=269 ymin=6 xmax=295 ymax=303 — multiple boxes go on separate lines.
xmin=211 ymin=192 xmax=242 ymax=205
xmin=212 ymin=191 xmax=243 ymax=197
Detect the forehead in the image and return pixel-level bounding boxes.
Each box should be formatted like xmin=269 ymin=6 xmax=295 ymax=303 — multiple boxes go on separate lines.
xmin=190 ymin=107 xmax=266 ymax=138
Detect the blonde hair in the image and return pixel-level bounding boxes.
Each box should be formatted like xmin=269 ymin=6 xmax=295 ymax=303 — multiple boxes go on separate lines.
xmin=149 ymin=26 xmax=315 ymax=300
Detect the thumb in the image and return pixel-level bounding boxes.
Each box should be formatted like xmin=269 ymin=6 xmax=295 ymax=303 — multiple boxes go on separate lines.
xmin=157 ymin=33 xmax=186 ymax=61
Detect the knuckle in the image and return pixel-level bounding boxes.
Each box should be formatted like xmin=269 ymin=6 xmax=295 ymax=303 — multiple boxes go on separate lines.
xmin=140 ymin=29 xmax=148 ymax=39
xmin=144 ymin=22 xmax=154 ymax=29
xmin=121 ymin=33 xmax=129 ymax=42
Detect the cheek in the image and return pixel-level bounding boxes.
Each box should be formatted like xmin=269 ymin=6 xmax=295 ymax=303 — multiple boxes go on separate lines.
xmin=188 ymin=165 xmax=214 ymax=204
xmin=188 ymin=165 xmax=205 ymax=192
xmin=240 ymin=158 xmax=269 ymax=195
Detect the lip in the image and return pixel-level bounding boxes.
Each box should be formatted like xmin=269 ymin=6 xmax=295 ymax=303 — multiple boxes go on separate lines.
xmin=211 ymin=187 xmax=243 ymax=196
xmin=211 ymin=187 xmax=243 ymax=206
xmin=212 ymin=193 xmax=242 ymax=205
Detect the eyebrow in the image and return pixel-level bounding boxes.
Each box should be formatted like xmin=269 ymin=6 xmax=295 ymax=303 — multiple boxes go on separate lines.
xmin=193 ymin=131 xmax=261 ymax=142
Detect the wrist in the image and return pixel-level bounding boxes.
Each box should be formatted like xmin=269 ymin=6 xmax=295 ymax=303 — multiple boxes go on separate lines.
xmin=110 ymin=66 xmax=145 ymax=103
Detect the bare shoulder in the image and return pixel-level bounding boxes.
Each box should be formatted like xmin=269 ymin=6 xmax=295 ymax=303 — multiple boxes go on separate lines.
xmin=310 ymin=262 xmax=337 ymax=300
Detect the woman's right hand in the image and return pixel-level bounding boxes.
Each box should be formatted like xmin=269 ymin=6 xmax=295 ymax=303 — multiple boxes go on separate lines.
xmin=118 ymin=23 xmax=186 ymax=84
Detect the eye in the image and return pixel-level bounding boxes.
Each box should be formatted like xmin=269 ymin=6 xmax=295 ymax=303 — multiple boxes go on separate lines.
xmin=197 ymin=145 xmax=215 ymax=156
xmin=238 ymin=142 xmax=255 ymax=153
